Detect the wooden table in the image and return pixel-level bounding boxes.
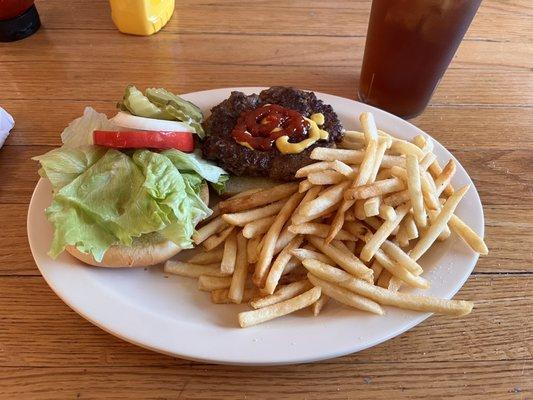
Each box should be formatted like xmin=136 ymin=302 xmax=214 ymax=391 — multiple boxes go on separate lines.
xmin=1 ymin=1 xmax=531 ymax=398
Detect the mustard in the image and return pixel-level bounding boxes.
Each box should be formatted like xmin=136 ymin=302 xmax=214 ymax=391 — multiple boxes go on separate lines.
xmin=275 ymin=114 xmax=329 ymax=154
xmin=109 ymin=0 xmax=175 ymax=36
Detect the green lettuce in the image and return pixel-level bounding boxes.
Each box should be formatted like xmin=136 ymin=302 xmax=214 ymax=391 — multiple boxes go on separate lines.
xmin=33 ymin=146 xmax=213 ymax=262
xmin=162 ymin=149 xmax=228 ymax=193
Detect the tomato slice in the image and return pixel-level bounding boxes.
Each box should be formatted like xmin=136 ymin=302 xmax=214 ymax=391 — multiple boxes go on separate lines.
xmin=93 ymin=130 xmax=194 ymax=152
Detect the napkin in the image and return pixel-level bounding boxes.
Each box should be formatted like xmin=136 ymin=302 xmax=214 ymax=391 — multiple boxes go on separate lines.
xmin=0 ymin=107 xmax=14 ymax=148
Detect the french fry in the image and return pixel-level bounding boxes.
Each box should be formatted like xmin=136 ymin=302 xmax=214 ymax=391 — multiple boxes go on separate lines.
xmin=220 ymin=230 xmax=238 ymax=274
xmin=250 ymin=279 xmax=312 ymax=309
xmin=360 ymin=203 xmax=410 ymax=262
xmin=331 ymin=160 xmax=356 ymax=177
xmin=353 ymin=139 xmax=378 ymax=187
xmin=373 ymin=248 xmax=429 ymax=289
xmin=395 ymin=222 xmax=410 ymax=248
xmin=344 ymin=220 xmax=370 ymax=238
xmin=420 ymin=170 xmax=440 ymax=210
xmin=193 ymin=216 xmax=227 ymax=245
xmin=303 ymin=260 xmax=473 ymax=316
xmin=222 ymin=199 xmax=285 ymax=226
xmin=198 ymin=275 xmax=233 ymax=292
xmin=404 ymin=213 xmax=419 ymax=240
xmin=413 ymin=134 xmax=434 ymax=154
xmin=327 ymin=198 xmax=353 ymax=245
xmin=383 ymin=189 xmax=410 ymax=207
xmin=377 ymin=269 xmax=392 ymax=288
xmin=264 ymin=236 xmax=305 ymax=294
xmin=364 ymin=196 xmax=381 ymax=217
xmin=433 ymin=160 xmax=456 ymax=197
xmin=203 ymin=225 xmax=234 ymax=251
xmin=288 ymin=223 xmax=356 ymax=241
xmin=253 ymin=192 xmax=304 ymax=286
xmin=242 ymin=215 xmax=276 ymax=238
xmin=310 ymin=147 xmax=364 ymax=164
xmin=310 ymin=147 xmax=404 ymax=168
xmin=449 ymin=214 xmax=489 ymax=254
xmin=295 ymin=161 xmax=331 ymax=178
xmin=308 ymin=236 xmax=373 ymax=282
xmin=247 ymin=235 xmax=262 ymax=264
xmin=330 ymin=132 xmax=384 ymax=240
xmin=344 ymin=177 xmax=405 ymax=200
xmin=218 ymin=182 xmax=299 ymax=213
xmin=308 ymin=170 xmax=346 ymax=185
xmin=291 ymin=248 xmax=335 ymax=265
xmin=380 ymin=240 xmax=423 ymax=275
xmin=164 ymin=261 xmax=229 ymax=278
xmin=292 ymin=185 xmax=322 ymax=224
xmin=274 ymin=226 xmax=297 ymax=255
xmin=187 ymin=248 xmax=224 ymax=264
xmin=360 ymin=112 xmax=379 ymax=143
xmin=238 ymin=287 xmax=321 ymax=328
xmin=353 ymin=200 xmax=367 ymax=220
xmin=307 ymin=273 xmax=384 ymax=315
xmin=299 ymin=179 xmax=314 ymax=193
xmin=405 ymin=154 xmax=427 ymax=228
xmin=368 ymin=141 xmax=388 ymax=183
xmin=410 ymin=185 xmax=469 ymax=261
xmin=211 ymin=287 xmax=256 ymax=304
xmin=282 ymin=257 xmax=303 ymax=276
xmin=291 ymin=202 xmax=338 ymax=225
xmin=419 ymin=152 xmax=437 ymax=171
xmin=428 ymin=208 xmax=451 ymax=241
xmin=300 ymin=181 xmax=350 ymax=219
xmin=228 ymin=233 xmax=248 ymax=303
xmin=387 ymin=277 xmax=403 ymax=293
xmin=390 ymin=139 xmax=425 ymax=160
xmin=312 ymin=293 xmax=329 ymax=316
xmin=379 ymin=204 xmax=396 ymax=221
xmin=339 ymin=138 xmax=365 ymax=150
xmin=370 ymin=260 xmax=383 ymax=283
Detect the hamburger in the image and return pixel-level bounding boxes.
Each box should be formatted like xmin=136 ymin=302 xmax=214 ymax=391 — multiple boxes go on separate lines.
xmin=34 ymin=86 xmax=228 ymax=268
xmin=202 ymin=86 xmax=344 ymax=182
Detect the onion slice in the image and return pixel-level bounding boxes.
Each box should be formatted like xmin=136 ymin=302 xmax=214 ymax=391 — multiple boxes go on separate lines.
xmin=111 ymin=111 xmax=193 ymax=132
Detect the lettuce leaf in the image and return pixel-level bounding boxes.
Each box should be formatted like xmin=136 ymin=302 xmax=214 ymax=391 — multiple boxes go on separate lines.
xmin=60 ymin=107 xmax=117 ymax=148
xmin=35 ymin=146 xmax=211 ymax=262
xmin=162 ymin=149 xmax=228 ymax=188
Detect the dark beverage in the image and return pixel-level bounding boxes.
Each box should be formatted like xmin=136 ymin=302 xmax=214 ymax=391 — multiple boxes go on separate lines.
xmin=358 ymin=0 xmax=482 ymax=119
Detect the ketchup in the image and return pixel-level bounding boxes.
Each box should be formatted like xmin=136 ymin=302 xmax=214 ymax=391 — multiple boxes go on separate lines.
xmin=231 ymin=104 xmax=310 ymax=151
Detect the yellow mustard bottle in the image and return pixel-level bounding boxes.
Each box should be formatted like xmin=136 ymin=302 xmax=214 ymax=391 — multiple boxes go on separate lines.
xmin=109 ymin=0 xmax=175 ymax=36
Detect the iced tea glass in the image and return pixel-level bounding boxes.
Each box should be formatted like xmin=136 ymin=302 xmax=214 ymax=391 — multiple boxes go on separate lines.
xmin=358 ymin=0 xmax=482 ymax=119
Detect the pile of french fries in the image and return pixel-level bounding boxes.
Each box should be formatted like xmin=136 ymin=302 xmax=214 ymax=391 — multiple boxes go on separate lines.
xmin=164 ymin=112 xmax=488 ymax=328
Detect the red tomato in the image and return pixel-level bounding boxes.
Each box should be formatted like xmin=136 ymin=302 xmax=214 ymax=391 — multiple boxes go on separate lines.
xmin=93 ymin=130 xmax=194 ymax=152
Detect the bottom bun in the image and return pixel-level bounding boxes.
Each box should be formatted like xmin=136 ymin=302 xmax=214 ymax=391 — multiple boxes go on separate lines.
xmin=66 ymin=182 xmax=209 ymax=268
xmin=66 ymin=234 xmax=182 ymax=268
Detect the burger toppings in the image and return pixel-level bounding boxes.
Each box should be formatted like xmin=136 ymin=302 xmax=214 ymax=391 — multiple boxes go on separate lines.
xmin=33 ymin=86 xmax=228 ymax=263
xmin=202 ymin=87 xmax=344 ymax=181
xmin=231 ymin=104 xmax=329 ymax=154
xmin=93 ymin=130 xmax=194 ymax=151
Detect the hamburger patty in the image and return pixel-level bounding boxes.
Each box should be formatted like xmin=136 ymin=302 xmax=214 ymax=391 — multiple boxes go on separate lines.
xmin=201 ymin=87 xmax=344 ymax=181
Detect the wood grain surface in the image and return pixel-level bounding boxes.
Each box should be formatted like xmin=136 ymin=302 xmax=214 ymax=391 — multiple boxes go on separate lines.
xmin=0 ymin=0 xmax=531 ymax=399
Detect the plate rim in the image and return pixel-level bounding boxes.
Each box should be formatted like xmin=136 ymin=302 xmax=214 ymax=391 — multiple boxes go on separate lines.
xmin=27 ymin=87 xmax=484 ymax=365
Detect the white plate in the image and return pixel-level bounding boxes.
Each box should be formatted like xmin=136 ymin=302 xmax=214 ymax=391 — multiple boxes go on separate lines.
xmin=27 ymin=87 xmax=484 ymax=365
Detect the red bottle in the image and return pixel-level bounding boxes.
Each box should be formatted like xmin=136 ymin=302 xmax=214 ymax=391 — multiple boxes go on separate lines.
xmin=0 ymin=0 xmax=40 ymax=42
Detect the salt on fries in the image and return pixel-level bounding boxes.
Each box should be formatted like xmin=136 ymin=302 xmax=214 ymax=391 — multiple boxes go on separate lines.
xmin=164 ymin=111 xmax=487 ymax=328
